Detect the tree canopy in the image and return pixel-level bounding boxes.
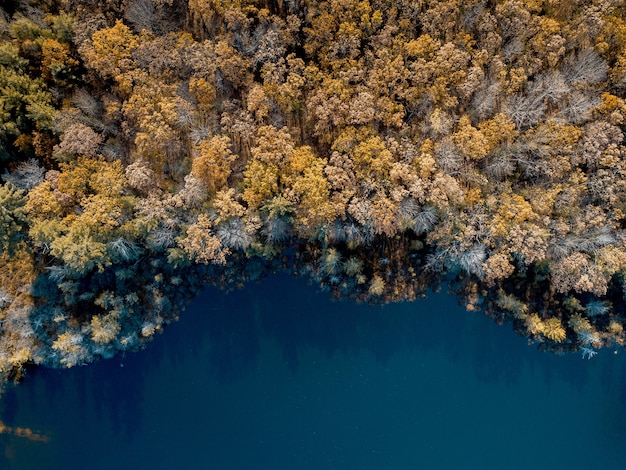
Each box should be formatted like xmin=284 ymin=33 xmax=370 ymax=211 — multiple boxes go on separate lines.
xmin=1 ymin=0 xmax=626 ymax=386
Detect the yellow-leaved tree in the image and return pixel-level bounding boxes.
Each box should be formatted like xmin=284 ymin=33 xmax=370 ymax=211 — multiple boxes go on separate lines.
xmin=26 ymin=158 xmax=137 ymax=277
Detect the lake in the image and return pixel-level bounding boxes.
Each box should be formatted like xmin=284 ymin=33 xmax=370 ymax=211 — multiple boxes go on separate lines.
xmin=1 ymin=273 xmax=625 ymax=469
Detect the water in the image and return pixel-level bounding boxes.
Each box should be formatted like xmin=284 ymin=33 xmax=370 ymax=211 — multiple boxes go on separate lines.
xmin=1 ymin=273 xmax=626 ymax=469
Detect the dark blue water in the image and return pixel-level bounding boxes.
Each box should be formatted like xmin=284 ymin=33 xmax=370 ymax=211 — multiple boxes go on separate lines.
xmin=1 ymin=273 xmax=626 ymax=469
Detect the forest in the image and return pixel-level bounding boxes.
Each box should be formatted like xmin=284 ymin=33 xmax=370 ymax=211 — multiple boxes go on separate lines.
xmin=1 ymin=0 xmax=626 ymax=385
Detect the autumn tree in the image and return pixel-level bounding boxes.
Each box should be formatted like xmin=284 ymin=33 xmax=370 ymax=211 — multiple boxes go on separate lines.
xmin=283 ymin=145 xmax=337 ymax=234
xmin=80 ymin=20 xmax=140 ymax=93
xmin=243 ymin=125 xmax=294 ymax=209
xmin=191 ymin=135 xmax=236 ymax=195
xmin=26 ymin=157 xmax=136 ymax=277
xmin=121 ymin=78 xmax=189 ymax=179
xmin=178 ymin=213 xmax=229 ymax=265
xmin=0 ymin=183 xmax=28 ymax=256
xmin=53 ymin=122 xmax=104 ymax=161
xmin=0 ymin=42 xmax=56 ymax=161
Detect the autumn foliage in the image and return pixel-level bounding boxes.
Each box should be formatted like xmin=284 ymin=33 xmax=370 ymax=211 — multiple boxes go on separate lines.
xmin=1 ymin=0 xmax=626 ymax=386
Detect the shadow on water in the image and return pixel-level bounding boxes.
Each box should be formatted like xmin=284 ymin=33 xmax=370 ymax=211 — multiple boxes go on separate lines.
xmin=178 ymin=273 xmax=470 ymax=379
xmin=1 ymin=272 xmax=626 ymax=469
xmin=191 ymin=273 xmax=618 ymax=393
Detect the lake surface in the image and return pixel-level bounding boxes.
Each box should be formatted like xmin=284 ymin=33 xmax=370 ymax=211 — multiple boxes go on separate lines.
xmin=1 ymin=273 xmax=626 ymax=469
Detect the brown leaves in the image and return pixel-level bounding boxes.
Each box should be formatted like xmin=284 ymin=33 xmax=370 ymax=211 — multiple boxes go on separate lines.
xmin=53 ymin=123 xmax=104 ymax=161
xmin=551 ymin=252 xmax=609 ymax=296
xmin=179 ymin=214 xmax=229 ymax=265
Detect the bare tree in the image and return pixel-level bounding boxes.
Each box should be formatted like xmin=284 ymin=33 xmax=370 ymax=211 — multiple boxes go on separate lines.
xmin=124 ymin=0 xmax=157 ymax=33
xmin=503 ymin=92 xmax=546 ymax=129
xmin=470 ymin=80 xmax=501 ymax=121
xmin=216 ymin=218 xmax=254 ymax=250
xmin=2 ymin=158 xmax=45 ymax=190
xmin=504 ymin=72 xmax=570 ymax=128
xmin=483 ymin=151 xmax=516 ymax=180
xmin=434 ymin=139 xmax=463 ymax=176
xmin=557 ymin=90 xmax=599 ymax=125
xmin=562 ymin=49 xmax=608 ymax=87
xmin=71 ymin=88 xmax=102 ymax=120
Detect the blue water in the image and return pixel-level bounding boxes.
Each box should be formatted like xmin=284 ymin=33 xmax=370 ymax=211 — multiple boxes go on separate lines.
xmin=1 ymin=273 xmax=626 ymax=469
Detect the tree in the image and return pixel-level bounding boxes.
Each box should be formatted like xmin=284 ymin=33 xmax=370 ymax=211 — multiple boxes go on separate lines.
xmin=451 ymin=115 xmax=488 ymax=161
xmin=243 ymin=125 xmax=294 ymax=210
xmin=91 ymin=313 xmax=121 ymax=344
xmin=215 ymin=40 xmax=251 ymax=91
xmin=2 ymin=158 xmax=45 ymax=190
xmin=50 ymin=224 xmax=110 ymax=276
xmin=121 ymin=78 xmax=188 ymax=178
xmin=188 ymin=0 xmax=236 ymax=39
xmin=26 ymin=157 xmax=135 ymax=276
xmin=80 ymin=20 xmax=140 ymax=88
xmin=125 ymin=159 xmax=158 ymax=194
xmin=0 ymin=42 xmax=56 ymax=160
xmin=124 ymin=0 xmax=159 ymax=33
xmin=305 ymin=76 xmax=352 ymax=142
xmin=178 ymin=213 xmax=230 ymax=265
xmin=191 ymin=135 xmax=236 ymax=195
xmin=550 ymin=252 xmax=609 ymax=296
xmin=350 ymin=133 xmax=394 ymax=185
xmin=529 ymin=17 xmax=565 ymax=68
xmin=482 ymin=249 xmax=515 ymax=286
xmin=0 ymin=183 xmax=28 ymax=256
xmin=370 ymin=192 xmax=399 ymax=237
xmin=562 ymin=49 xmax=608 ymax=87
xmin=40 ymin=38 xmax=79 ymax=86
xmin=53 ymin=122 xmax=103 ymax=161
xmin=52 ymin=331 xmax=89 ymax=367
xmin=368 ymin=274 xmax=385 ymax=297
xmin=517 ymin=120 xmax=583 ymax=181
xmin=542 ymin=317 xmax=566 ymax=343
xmin=283 ymin=145 xmax=337 ymax=233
